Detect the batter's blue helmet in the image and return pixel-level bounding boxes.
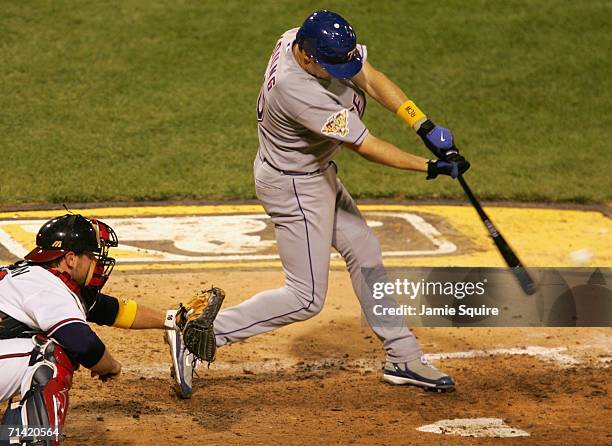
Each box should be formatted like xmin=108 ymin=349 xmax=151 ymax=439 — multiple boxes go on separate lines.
xmin=295 ymin=10 xmax=363 ymax=79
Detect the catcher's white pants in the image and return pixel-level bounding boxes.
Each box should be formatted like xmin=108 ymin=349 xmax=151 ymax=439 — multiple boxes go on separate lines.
xmin=213 ymin=157 xmax=422 ymax=362
xmin=0 ymin=338 xmax=35 ymax=402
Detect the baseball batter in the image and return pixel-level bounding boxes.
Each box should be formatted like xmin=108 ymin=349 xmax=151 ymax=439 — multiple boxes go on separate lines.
xmin=210 ymin=11 xmax=470 ymax=390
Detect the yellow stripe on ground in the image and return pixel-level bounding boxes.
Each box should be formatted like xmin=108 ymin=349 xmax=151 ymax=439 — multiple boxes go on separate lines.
xmin=1 ymin=204 xmax=609 ymax=269
xmin=109 ymin=256 xmax=518 ymax=271
xmin=373 ymin=205 xmax=611 ymax=267
xmin=1 ymin=224 xmax=37 ymax=252
xmin=115 ymin=261 xmax=284 ymax=271
xmin=0 ymin=205 xmax=265 ymax=220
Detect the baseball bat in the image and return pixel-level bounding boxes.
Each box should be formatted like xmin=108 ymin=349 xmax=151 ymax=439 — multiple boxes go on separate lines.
xmin=457 ymin=175 xmax=537 ymax=295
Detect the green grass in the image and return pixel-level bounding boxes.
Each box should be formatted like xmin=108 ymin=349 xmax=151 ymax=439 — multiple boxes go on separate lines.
xmin=1 ymin=0 xmax=610 ymax=205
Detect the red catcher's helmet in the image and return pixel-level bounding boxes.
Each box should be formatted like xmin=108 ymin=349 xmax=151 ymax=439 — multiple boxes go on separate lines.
xmin=24 ymin=214 xmax=118 ymax=288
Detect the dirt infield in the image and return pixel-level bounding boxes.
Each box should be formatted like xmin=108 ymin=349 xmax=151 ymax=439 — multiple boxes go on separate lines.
xmin=62 ymin=270 xmax=611 ymax=446
xmin=1 ymin=203 xmax=610 ymax=444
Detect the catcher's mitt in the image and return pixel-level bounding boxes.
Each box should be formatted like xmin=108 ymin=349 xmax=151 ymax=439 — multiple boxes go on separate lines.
xmin=176 ymin=287 xmax=225 ymax=364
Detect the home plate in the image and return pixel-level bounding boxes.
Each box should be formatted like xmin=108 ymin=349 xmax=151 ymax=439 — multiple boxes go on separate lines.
xmin=416 ymin=418 xmax=530 ymax=438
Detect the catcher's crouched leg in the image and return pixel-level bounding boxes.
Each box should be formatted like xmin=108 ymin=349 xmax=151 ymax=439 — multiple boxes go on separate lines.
xmin=177 ymin=287 xmax=225 ymax=365
xmin=2 ymin=337 xmax=75 ymax=446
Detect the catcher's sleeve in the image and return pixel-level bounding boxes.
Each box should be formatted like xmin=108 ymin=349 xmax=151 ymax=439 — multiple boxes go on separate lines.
xmin=51 ymin=322 xmax=106 ymax=368
xmin=86 ymin=293 xmax=120 ymax=326
xmin=86 ymin=293 xmax=138 ymax=329
xmin=113 ymin=298 xmax=138 ymax=328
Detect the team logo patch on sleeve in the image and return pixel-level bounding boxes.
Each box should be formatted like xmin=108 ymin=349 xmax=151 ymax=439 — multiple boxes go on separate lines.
xmin=322 ymin=109 xmax=350 ymax=137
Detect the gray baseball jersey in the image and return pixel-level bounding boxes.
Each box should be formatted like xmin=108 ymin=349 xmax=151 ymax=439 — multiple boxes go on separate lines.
xmin=213 ymin=29 xmax=422 ymax=364
xmin=256 ymin=28 xmax=369 ymax=173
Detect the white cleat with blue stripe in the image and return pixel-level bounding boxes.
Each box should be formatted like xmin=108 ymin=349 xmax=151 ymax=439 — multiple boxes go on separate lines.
xmin=164 ymin=310 xmax=195 ymax=399
xmin=383 ymin=356 xmax=455 ymax=391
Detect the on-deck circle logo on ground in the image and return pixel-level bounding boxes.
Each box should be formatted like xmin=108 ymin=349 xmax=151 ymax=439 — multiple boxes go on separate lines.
xmin=0 ymin=206 xmax=455 ymax=271
xmin=0 ymin=204 xmax=609 ymax=271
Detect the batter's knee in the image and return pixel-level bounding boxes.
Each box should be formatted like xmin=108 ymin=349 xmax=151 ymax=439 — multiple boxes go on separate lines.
xmin=286 ymin=285 xmax=327 ymax=320
xmin=302 ymin=295 xmax=325 ymax=318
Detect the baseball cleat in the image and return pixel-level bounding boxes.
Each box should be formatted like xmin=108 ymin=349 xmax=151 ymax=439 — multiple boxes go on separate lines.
xmin=164 ymin=310 xmax=195 ymax=399
xmin=383 ymin=356 xmax=455 ymax=391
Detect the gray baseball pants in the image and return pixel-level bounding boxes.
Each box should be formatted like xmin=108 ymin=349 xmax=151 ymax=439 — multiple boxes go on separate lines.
xmin=213 ymin=156 xmax=422 ymax=362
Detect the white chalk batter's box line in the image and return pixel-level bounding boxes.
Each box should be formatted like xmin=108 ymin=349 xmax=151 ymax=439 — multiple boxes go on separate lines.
xmin=123 ymin=345 xmax=609 ymax=379
xmin=0 ymin=212 xmax=456 ymax=264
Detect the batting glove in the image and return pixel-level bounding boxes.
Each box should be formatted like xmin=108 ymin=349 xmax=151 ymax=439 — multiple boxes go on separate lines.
xmin=417 ymin=119 xmax=458 ymax=159
xmin=426 ymin=154 xmax=470 ymax=180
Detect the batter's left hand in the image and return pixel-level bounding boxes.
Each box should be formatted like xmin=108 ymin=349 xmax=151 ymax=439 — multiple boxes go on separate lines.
xmin=417 ymin=119 xmax=457 ymax=159
xmin=426 ymin=154 xmax=470 ymax=179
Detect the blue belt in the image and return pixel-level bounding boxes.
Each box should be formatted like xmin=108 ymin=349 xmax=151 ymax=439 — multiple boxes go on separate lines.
xmin=262 ymin=157 xmax=328 ymax=176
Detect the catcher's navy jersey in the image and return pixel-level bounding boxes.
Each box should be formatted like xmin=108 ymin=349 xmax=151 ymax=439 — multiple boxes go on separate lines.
xmin=256 ymin=28 xmax=368 ymax=173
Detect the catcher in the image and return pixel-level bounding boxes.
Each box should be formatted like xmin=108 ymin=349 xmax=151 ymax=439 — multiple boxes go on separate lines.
xmin=0 ymin=214 xmax=223 ymax=445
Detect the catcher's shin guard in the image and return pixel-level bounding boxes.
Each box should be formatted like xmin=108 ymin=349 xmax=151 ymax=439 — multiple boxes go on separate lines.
xmin=10 ymin=337 xmax=75 ymax=445
xmin=1 ymin=400 xmax=21 ymax=445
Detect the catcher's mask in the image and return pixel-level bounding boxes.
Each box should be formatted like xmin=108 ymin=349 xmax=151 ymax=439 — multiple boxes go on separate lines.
xmin=24 ymin=214 xmax=118 ymax=288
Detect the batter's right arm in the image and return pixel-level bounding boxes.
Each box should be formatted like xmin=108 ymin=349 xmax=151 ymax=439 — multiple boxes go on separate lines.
xmin=345 ymin=133 xmax=428 ymax=171
xmin=345 ymin=134 xmax=469 ymax=179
